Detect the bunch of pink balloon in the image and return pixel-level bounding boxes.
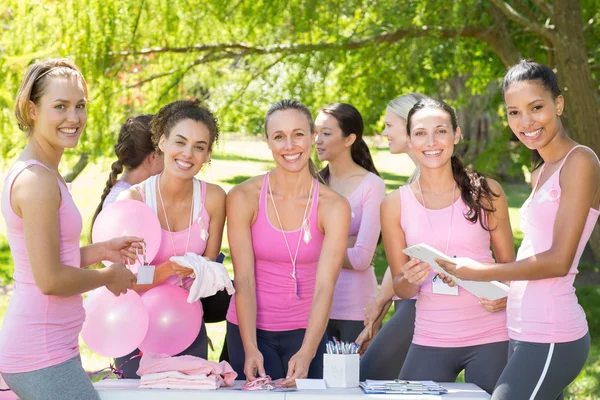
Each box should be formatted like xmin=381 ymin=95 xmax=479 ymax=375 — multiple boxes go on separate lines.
xmin=81 ymin=288 xmax=149 ymax=358
xmin=139 ymin=285 xmax=203 ymax=356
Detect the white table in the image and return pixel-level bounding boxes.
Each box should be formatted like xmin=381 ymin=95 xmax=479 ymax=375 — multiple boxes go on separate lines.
xmin=95 ymin=380 xmax=490 ymax=399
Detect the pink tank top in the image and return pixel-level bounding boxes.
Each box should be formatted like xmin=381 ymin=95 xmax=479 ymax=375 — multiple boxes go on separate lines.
xmin=227 ymin=173 xmax=324 ymax=331
xmin=508 ymin=145 xmax=599 ymax=343
xmin=400 ymin=185 xmax=508 ymax=347
xmin=134 ymin=175 xmax=210 ymax=287
xmin=330 ymin=173 xmax=384 ymax=320
xmin=0 ymin=160 xmax=84 ymax=373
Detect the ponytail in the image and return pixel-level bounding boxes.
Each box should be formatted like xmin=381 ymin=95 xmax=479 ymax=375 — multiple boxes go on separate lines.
xmin=91 ymin=160 xmax=124 ymax=228
xmin=351 ymin=138 xmax=380 ymax=177
xmin=450 ymin=155 xmax=498 ymax=230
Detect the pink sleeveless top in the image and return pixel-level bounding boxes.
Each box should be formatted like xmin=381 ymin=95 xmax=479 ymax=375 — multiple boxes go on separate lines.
xmin=508 ymin=145 xmax=599 ymax=343
xmin=330 ymin=173 xmax=385 ymax=320
xmin=134 ymin=175 xmax=210 ymax=287
xmin=400 ymin=185 xmax=508 ymax=347
xmin=227 ymin=173 xmax=324 ymax=331
xmin=0 ymin=160 xmax=84 ymax=373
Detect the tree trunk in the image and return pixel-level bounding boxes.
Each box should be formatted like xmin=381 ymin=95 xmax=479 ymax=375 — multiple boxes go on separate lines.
xmin=553 ymin=0 xmax=600 ymax=264
xmin=63 ymin=152 xmax=90 ymax=183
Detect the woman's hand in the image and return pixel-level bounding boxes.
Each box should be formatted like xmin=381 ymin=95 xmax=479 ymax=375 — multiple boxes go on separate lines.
xmin=435 ymin=257 xmax=487 ymax=281
xmin=244 ymin=347 xmax=266 ymax=382
xmin=479 ymin=297 xmax=507 ymax=313
xmin=356 ymin=322 xmax=381 ymax=355
xmin=103 ymin=236 xmax=144 ymax=264
xmin=363 ymin=298 xmax=383 ymax=328
xmin=171 ymin=263 xmax=195 ymax=279
xmin=282 ymin=347 xmax=314 ymax=387
xmin=402 ymin=258 xmax=431 ymax=286
xmin=105 ymin=263 xmax=136 ymax=296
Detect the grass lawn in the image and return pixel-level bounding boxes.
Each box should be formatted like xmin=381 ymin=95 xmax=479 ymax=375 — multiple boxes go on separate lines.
xmin=0 ymin=136 xmax=598 ymax=398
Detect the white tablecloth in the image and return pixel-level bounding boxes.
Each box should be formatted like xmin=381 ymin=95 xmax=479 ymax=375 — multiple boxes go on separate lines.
xmin=95 ymin=380 xmax=490 ymax=399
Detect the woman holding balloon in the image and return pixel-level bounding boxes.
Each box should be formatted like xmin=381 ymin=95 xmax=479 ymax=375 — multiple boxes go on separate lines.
xmin=114 ymin=99 xmax=226 ymax=378
xmin=0 ymin=59 xmax=140 ymax=399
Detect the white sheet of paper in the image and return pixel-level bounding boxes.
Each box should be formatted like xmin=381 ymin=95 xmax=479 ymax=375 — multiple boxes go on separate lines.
xmin=403 ymin=243 xmax=509 ymax=301
xmin=136 ymin=265 xmax=155 ymax=285
xmin=432 ymin=276 xmax=459 ymax=295
xmin=295 ymin=379 xmax=327 ymax=390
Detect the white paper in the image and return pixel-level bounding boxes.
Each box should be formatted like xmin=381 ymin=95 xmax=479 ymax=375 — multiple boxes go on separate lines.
xmin=432 ymin=276 xmax=459 ymax=295
xmin=136 ymin=265 xmax=155 ymax=285
xmin=403 ymin=243 xmax=509 ymax=301
xmin=295 ymin=379 xmax=327 ymax=390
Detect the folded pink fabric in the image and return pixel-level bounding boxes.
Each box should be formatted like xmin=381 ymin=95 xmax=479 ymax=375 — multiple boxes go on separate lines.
xmin=140 ymin=371 xmax=217 ymax=390
xmin=137 ymin=353 xmax=237 ymax=387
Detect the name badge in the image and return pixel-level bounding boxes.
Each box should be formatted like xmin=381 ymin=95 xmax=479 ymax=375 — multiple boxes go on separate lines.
xmin=432 ymin=275 xmax=459 ymax=296
xmin=136 ymin=265 xmax=156 ymax=285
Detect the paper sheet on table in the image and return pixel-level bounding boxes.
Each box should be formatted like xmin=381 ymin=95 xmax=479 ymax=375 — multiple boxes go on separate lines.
xmin=402 ymin=243 xmax=509 ymax=301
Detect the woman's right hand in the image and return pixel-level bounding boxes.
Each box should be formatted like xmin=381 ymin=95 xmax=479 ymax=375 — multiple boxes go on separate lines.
xmin=244 ymin=347 xmax=266 ymax=381
xmin=105 ymin=263 xmax=136 ymax=296
xmin=401 ymin=258 xmax=431 ymax=286
xmin=363 ymin=298 xmax=383 ymax=327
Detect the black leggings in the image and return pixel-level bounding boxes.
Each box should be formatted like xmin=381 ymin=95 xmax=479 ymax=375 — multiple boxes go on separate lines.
xmin=226 ymin=321 xmax=327 ymax=380
xmin=326 ymin=319 xmax=365 ymax=343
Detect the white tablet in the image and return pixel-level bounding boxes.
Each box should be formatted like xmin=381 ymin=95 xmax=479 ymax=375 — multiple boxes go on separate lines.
xmin=402 ymin=243 xmax=509 ymax=301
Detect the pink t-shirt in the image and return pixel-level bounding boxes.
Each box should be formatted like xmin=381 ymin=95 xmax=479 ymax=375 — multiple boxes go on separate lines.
xmin=0 ymin=161 xmax=84 ymax=373
xmin=400 ymin=185 xmax=508 ymax=348
xmin=508 ymin=146 xmax=599 ymax=343
xmin=330 ymin=173 xmax=385 ymax=320
xmin=227 ymin=173 xmax=324 ymax=331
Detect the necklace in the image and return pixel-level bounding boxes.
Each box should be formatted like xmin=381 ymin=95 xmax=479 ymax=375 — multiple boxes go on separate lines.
xmin=416 ymin=179 xmax=456 ymax=256
xmin=157 ymin=174 xmax=194 ymax=286
xmin=267 ymin=172 xmax=314 ymax=299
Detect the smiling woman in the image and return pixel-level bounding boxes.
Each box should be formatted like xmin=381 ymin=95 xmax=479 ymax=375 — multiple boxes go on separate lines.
xmin=225 ymin=99 xmax=350 ymax=386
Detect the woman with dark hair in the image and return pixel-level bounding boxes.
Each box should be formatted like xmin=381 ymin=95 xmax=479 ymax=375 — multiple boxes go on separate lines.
xmin=91 ymin=114 xmax=163 ymax=227
xmin=114 ymin=99 xmax=226 ymax=378
xmin=226 ymin=99 xmax=350 ymax=385
xmin=313 ymin=103 xmax=386 ymax=342
xmin=438 ymin=60 xmax=600 ymax=400
xmin=386 ymin=98 xmax=515 ymax=394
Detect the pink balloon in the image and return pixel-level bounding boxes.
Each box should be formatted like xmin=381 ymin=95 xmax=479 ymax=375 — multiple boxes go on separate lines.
xmin=139 ymin=285 xmax=203 ymax=356
xmin=92 ymin=199 xmax=162 ymax=272
xmin=81 ymin=287 xmax=149 ymax=358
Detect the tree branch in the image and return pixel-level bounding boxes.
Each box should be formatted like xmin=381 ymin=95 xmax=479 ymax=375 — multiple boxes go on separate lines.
xmin=490 ymin=0 xmax=557 ymax=42
xmin=530 ymin=0 xmax=553 ymax=17
xmin=514 ymin=0 xmax=540 ymax=22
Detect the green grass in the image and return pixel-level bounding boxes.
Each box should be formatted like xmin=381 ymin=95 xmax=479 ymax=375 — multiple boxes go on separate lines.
xmin=0 ymin=136 xmax=598 ymax=397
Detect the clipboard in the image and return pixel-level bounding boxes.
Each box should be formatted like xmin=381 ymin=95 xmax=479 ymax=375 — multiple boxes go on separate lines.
xmin=402 ymin=243 xmax=509 ymax=301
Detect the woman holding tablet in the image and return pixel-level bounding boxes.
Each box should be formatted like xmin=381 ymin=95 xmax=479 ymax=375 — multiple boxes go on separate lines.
xmin=386 ymin=98 xmax=515 ymax=394
xmin=438 ymin=60 xmax=599 ymax=400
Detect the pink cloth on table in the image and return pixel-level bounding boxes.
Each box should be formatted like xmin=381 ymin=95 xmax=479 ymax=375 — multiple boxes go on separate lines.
xmin=330 ymin=172 xmax=385 ymax=320
xmin=400 ymin=184 xmax=508 ymax=348
xmin=508 ymin=145 xmax=599 ymax=343
xmin=136 ymin=353 xmax=237 ymax=387
xmin=139 ymin=371 xmax=218 ymax=390
xmin=0 ymin=160 xmax=84 ymax=374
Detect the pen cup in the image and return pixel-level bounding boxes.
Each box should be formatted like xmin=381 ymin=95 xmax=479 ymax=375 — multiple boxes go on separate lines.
xmin=323 ymin=353 xmax=360 ymax=388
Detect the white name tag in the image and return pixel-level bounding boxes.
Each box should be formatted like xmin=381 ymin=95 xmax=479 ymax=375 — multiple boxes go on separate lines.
xmin=432 ymin=275 xmax=459 ymax=296
xmin=136 ymin=265 xmax=156 ymax=285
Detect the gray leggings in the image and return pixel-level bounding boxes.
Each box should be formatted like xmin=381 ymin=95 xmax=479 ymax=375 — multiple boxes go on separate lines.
xmin=399 ymin=340 xmax=508 ymax=394
xmin=1 ymin=355 xmax=99 ymax=400
xmin=360 ymin=299 xmax=416 ymax=381
xmin=491 ymin=332 xmax=590 ymax=400
xmin=326 ymin=319 xmax=365 ymax=343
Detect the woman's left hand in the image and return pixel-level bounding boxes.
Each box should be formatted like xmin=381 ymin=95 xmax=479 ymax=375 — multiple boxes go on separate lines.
xmin=282 ymin=348 xmax=314 ymax=387
xmin=103 ymin=236 xmax=144 ymax=264
xmin=479 ymin=297 xmax=507 ymax=313
xmin=435 ymin=257 xmax=487 ymax=281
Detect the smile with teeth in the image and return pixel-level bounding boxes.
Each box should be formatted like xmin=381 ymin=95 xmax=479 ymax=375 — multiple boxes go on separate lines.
xmin=522 ymin=128 xmax=542 ymax=138
xmin=59 ymin=128 xmax=78 ymax=135
xmin=283 ymin=153 xmax=301 ymax=161
xmin=175 ymin=159 xmax=194 ymax=170
xmin=423 ymin=150 xmax=442 ymax=156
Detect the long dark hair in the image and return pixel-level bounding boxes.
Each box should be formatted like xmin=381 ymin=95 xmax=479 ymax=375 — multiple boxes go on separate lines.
xmin=264 ymin=99 xmax=324 ymax=183
xmin=91 ymin=114 xmax=154 ymax=228
xmin=407 ymin=98 xmax=499 ymax=230
xmin=501 ymin=60 xmax=562 ymax=171
xmin=318 ymin=103 xmax=380 ymax=183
